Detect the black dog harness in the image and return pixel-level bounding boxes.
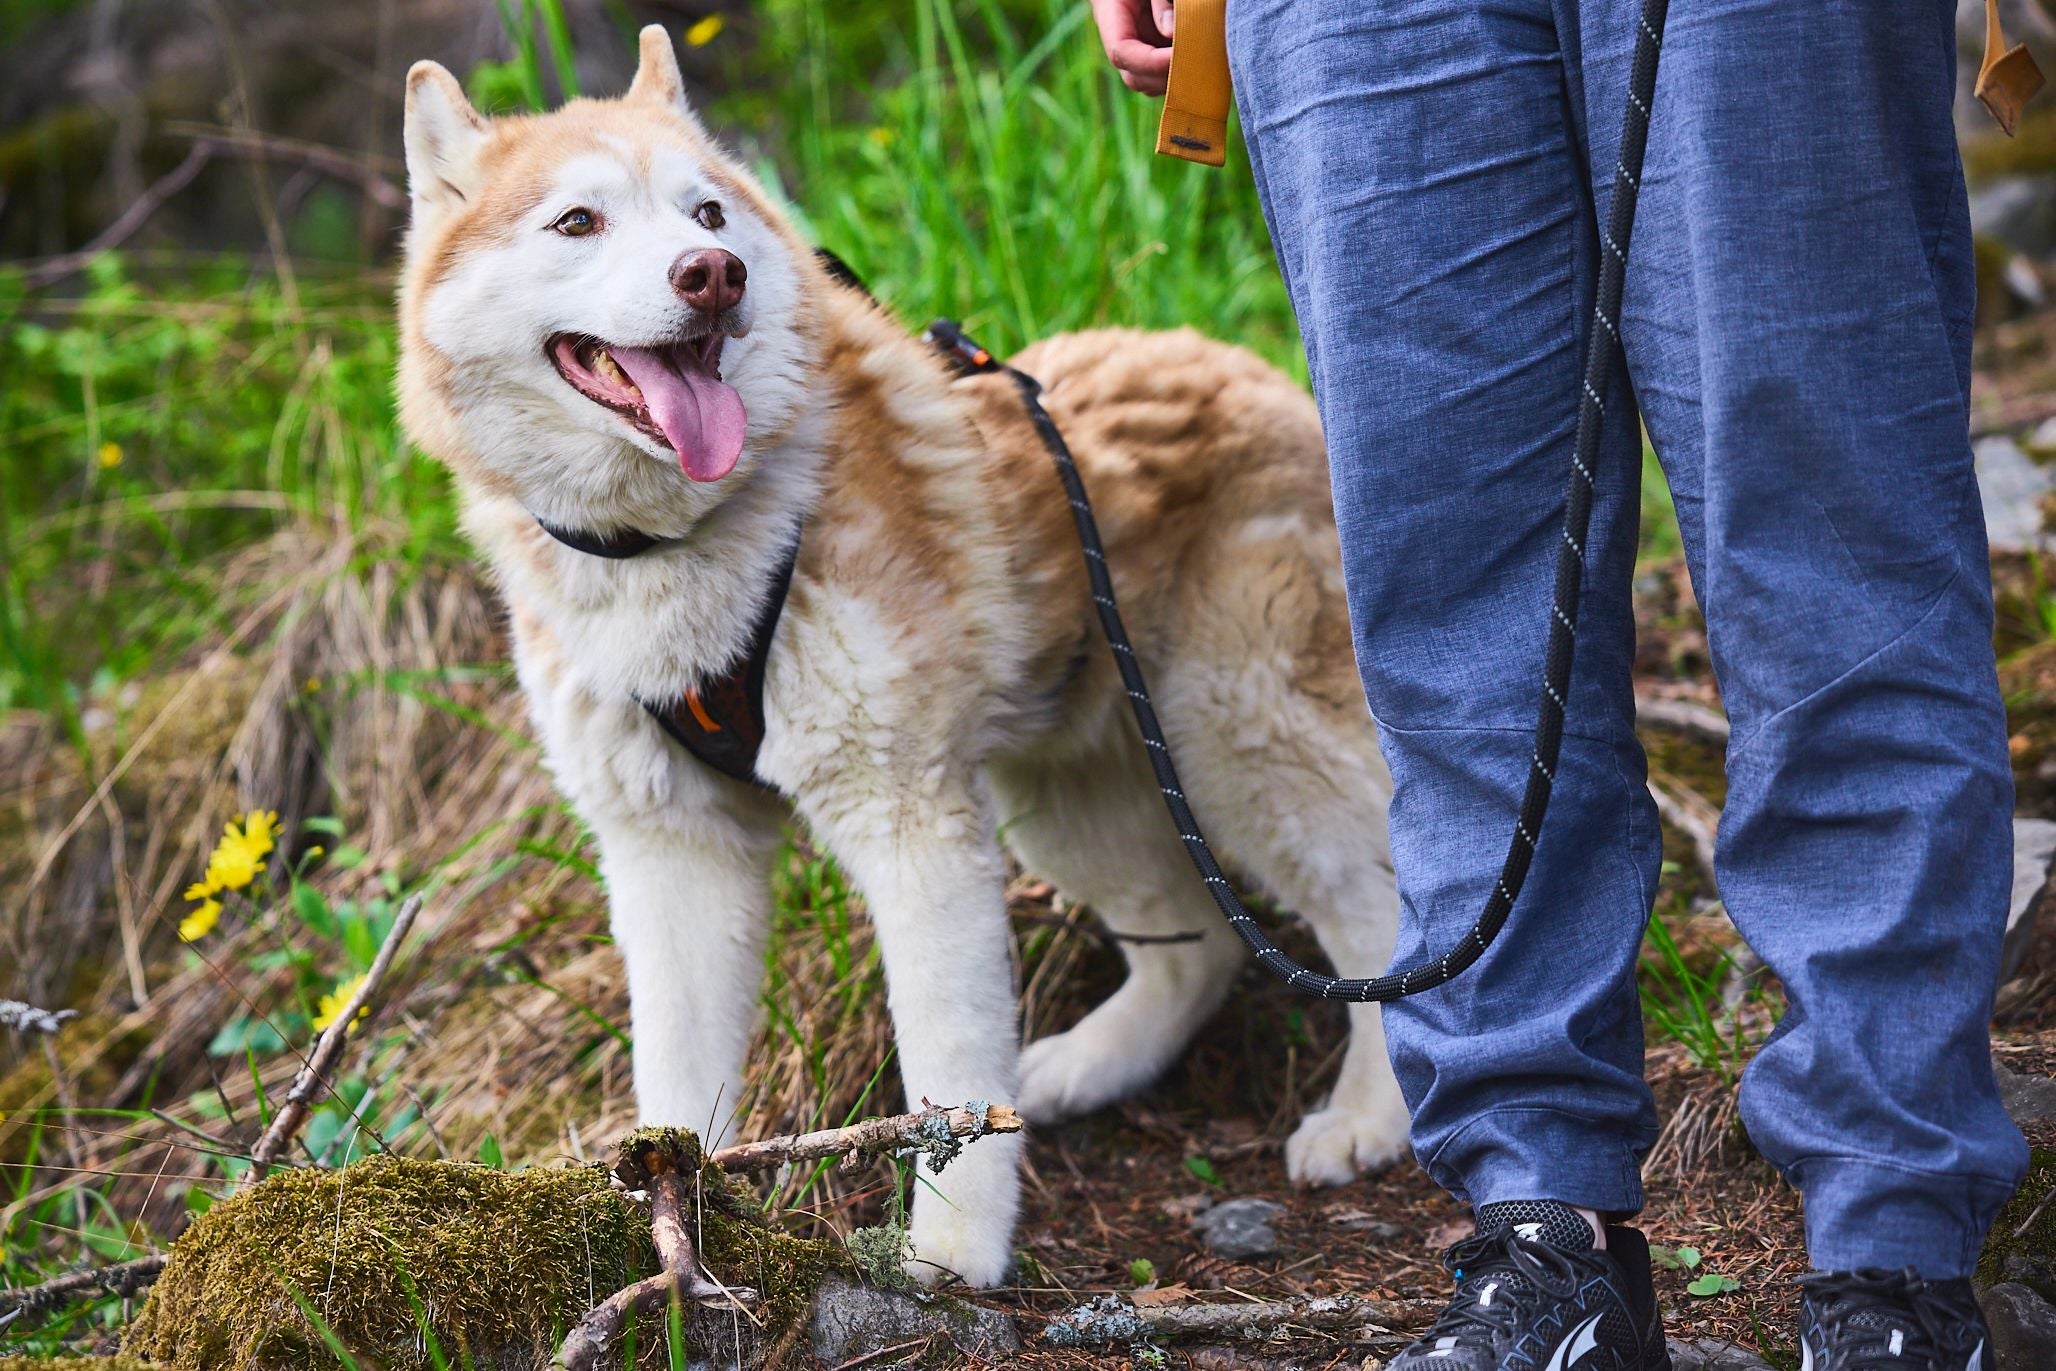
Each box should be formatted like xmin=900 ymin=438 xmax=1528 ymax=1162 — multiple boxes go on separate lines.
xmin=536 ymin=517 xmax=798 ymax=788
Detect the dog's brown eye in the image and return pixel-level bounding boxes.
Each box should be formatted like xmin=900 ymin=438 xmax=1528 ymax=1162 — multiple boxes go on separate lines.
xmin=695 ymin=201 xmax=725 ymax=231
xmin=553 ymin=208 xmax=599 ymax=237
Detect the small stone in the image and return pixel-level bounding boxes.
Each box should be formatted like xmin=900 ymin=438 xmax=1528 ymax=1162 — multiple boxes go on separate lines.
xmin=1664 ymin=1337 xmax=1774 ymax=1370
xmin=1192 ymin=1197 xmax=1288 ymax=1260
xmin=1981 ymin=1282 xmax=2056 ymax=1371
xmin=807 ymin=1275 xmax=1020 ymax=1363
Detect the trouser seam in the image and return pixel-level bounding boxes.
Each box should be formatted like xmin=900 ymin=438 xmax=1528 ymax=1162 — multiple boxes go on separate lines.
xmin=1724 ymin=564 xmax=1961 ymax=760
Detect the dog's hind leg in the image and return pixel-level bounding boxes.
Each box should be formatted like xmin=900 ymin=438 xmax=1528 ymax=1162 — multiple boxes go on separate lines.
xmin=1193 ymin=716 xmax=1413 ymax=1187
xmin=1000 ymin=750 xmax=1247 ymax=1126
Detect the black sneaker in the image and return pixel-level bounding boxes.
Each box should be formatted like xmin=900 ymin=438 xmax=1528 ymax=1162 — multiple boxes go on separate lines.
xmin=1386 ymin=1199 xmax=1671 ymax=1371
xmin=1797 ymin=1268 xmax=1992 ymax=1371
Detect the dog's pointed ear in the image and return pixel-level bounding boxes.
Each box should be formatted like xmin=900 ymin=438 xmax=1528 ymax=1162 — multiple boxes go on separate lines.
xmin=626 ymin=25 xmax=711 ymax=136
xmin=404 ymin=61 xmax=489 ymax=212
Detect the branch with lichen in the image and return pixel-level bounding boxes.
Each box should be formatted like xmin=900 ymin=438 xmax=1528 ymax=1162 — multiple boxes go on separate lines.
xmin=0 ymin=1000 xmax=78 ymax=1035
xmin=0 ymin=1253 xmax=166 ymax=1324
xmin=1042 ymin=1292 xmax=1436 ymax=1350
xmin=708 ymin=1099 xmax=1022 ymax=1175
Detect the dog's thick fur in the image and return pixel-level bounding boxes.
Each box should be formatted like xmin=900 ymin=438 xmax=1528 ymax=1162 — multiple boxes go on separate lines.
xmin=396 ymin=28 xmax=1408 ymax=1287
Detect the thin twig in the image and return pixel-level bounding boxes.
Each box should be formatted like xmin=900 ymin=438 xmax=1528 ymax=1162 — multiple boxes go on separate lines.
xmin=0 ymin=1253 xmax=167 ymax=1321
xmin=709 ymin=1102 xmax=1023 ymax=1175
xmin=1011 ymin=911 xmax=1203 ymax=946
xmin=23 ymin=141 xmax=214 ymax=287
xmin=1635 ymin=691 xmax=1731 ymax=741
xmin=247 ymin=894 xmax=421 ymax=1172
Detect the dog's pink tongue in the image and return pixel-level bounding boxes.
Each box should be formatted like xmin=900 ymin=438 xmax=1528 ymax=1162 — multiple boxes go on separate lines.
xmin=610 ymin=345 xmax=747 ymax=482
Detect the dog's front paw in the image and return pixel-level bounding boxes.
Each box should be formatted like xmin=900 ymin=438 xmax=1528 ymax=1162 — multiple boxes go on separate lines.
xmin=906 ymin=1204 xmax=1015 ymax=1289
xmin=1284 ymin=1103 xmax=1410 ymax=1188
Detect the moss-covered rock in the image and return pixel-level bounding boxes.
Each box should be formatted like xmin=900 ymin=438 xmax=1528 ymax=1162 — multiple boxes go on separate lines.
xmin=1980 ymin=1146 xmax=2056 ymax=1302
xmin=0 ymin=1358 xmax=159 ymax=1370
xmin=125 ymin=1155 xmax=653 ymax=1370
xmin=122 ymin=1144 xmax=853 ymax=1370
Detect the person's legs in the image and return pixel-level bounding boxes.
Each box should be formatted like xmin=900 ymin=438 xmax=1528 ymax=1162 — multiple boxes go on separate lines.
xmin=1228 ymin=0 xmax=1660 ymax=1216
xmin=1566 ymin=0 xmax=2028 ymax=1278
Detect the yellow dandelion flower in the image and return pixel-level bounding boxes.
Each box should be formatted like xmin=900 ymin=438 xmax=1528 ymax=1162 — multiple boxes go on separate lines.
xmin=312 ymin=975 xmax=369 ymax=1033
xmin=685 ymin=13 xmax=723 ymax=47
xmin=867 ymin=126 xmax=896 ymax=147
xmin=96 ymin=442 xmax=123 ymax=469
xmin=202 ymin=810 xmax=280 ymax=892
xmin=183 ymin=879 xmax=218 ymax=902
xmin=240 ymin=810 xmax=281 ymax=859
xmin=179 ymin=899 xmax=221 ymax=942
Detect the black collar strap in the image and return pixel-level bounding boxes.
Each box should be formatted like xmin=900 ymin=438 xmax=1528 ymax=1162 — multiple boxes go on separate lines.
xmin=535 ymin=517 xmax=675 ymax=559
xmin=635 ymin=533 xmax=801 ymax=791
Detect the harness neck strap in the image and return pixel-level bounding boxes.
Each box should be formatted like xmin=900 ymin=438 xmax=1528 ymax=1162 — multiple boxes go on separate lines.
xmin=535 ymin=517 xmax=675 ymax=559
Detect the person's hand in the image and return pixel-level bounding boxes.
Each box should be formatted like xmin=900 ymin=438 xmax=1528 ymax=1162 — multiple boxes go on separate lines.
xmin=1090 ymin=0 xmax=1177 ymax=96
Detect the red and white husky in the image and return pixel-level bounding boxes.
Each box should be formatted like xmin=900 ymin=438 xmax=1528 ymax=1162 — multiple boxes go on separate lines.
xmin=397 ymin=28 xmax=1408 ymax=1286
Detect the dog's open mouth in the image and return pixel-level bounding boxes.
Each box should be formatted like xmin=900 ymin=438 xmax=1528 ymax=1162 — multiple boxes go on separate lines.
xmin=547 ymin=333 xmax=747 ymax=482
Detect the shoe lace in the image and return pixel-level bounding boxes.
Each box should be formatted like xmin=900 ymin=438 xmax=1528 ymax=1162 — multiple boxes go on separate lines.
xmin=1799 ymin=1268 xmax=1973 ymax=1370
xmin=1416 ymin=1228 xmax=1587 ymax=1347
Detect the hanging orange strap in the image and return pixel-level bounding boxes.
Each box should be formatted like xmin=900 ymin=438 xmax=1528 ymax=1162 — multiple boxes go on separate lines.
xmin=1155 ymin=0 xmax=1232 ymax=168
xmin=1978 ymin=0 xmax=2046 ymax=137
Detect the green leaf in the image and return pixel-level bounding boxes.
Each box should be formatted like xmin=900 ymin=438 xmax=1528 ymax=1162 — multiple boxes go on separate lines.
xmin=1686 ymin=1272 xmax=1740 ymax=1297
xmin=1649 ymin=1243 xmax=1704 ymax=1271
xmin=1128 ymin=1258 xmax=1157 ymax=1287
xmin=291 ymin=882 xmax=338 ymax=940
xmin=1183 ymin=1155 xmax=1222 ymax=1188
xmin=477 ymin=1134 xmax=504 ymax=1169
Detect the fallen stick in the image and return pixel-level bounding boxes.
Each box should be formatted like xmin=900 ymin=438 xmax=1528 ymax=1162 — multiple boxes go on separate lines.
xmin=247 ymin=894 xmax=421 ymax=1171
xmin=0 ymin=1253 xmax=167 ymax=1323
xmin=555 ymin=1161 xmax=758 ymax=1371
xmin=1042 ymin=1293 xmax=1435 ymax=1349
xmin=709 ymin=1101 xmax=1022 ymax=1175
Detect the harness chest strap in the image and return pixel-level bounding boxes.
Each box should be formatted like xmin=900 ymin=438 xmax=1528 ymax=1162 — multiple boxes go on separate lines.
xmin=535 ymin=515 xmax=800 ymax=790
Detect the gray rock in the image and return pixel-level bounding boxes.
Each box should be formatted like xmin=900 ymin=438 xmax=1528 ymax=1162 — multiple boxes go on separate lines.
xmin=1193 ymin=1197 xmax=1289 ymax=1260
xmin=1981 ymin=1281 xmax=2056 ymax=1371
xmin=1978 ymin=436 xmax=2056 ymax=554
xmin=2006 ymin=817 xmax=2056 ymax=983
xmin=1972 ymin=176 xmax=2056 ymax=260
xmin=1665 ymin=1338 xmax=1773 ymax=1370
xmin=806 ymin=1275 xmax=1021 ymax=1364
xmin=1997 ymin=1061 xmax=2056 ymax=1127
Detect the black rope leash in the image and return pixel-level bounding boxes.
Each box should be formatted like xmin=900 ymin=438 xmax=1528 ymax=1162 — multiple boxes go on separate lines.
xmin=928 ymin=0 xmax=1667 ymax=1003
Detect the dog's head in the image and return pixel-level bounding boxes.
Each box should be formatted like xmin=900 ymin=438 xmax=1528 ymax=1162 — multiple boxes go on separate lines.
xmin=398 ymin=28 xmax=817 ymax=510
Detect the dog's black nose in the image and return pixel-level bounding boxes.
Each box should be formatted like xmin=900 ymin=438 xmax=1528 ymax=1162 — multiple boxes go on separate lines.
xmin=671 ymin=248 xmax=746 ymax=315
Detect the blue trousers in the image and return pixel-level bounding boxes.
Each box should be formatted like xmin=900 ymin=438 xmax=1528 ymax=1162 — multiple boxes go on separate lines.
xmin=1228 ymin=0 xmax=2026 ymax=1276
